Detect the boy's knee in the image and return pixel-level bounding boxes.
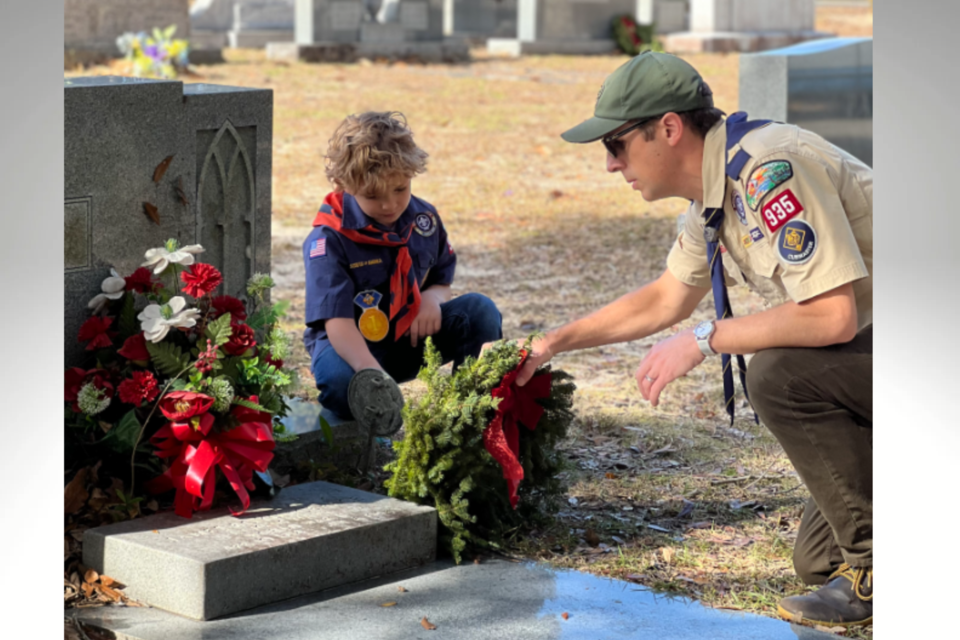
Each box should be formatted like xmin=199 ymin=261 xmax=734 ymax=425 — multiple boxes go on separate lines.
xmin=447 ymin=293 xmax=502 ymax=341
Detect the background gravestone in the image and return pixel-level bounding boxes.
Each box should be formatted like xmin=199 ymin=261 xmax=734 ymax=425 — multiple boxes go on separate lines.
xmin=63 ymin=77 xmax=273 ymax=367
xmin=487 ymin=0 xmax=687 ymax=56
xmin=190 ymin=0 xmax=296 ymax=49
xmin=664 ymin=0 xmax=831 ymax=53
xmin=739 ymin=37 xmax=872 ymax=166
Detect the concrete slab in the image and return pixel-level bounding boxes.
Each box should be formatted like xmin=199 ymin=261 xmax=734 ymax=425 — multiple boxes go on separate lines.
xmin=72 ymin=558 xmax=840 ymax=639
xmin=83 ymin=481 xmax=436 ymax=620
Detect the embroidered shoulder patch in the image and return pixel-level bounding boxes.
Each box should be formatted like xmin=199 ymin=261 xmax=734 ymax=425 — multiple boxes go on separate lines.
xmin=414 ymin=212 xmax=436 ymax=237
xmin=745 ymin=160 xmax=793 ymax=210
xmin=777 ymin=220 xmax=817 ymax=265
xmin=309 ymin=238 xmax=326 ymax=259
xmin=761 ymin=189 xmax=804 ymax=233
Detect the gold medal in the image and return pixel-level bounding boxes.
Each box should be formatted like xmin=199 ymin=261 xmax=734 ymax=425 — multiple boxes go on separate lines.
xmin=354 ymin=290 xmax=389 ymax=342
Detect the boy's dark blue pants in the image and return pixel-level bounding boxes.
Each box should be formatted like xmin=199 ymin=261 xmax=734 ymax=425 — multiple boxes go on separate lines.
xmin=311 ymin=293 xmax=503 ymax=420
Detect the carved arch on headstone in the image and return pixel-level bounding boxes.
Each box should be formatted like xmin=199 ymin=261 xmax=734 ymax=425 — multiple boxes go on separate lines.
xmin=196 ymin=120 xmax=256 ymax=299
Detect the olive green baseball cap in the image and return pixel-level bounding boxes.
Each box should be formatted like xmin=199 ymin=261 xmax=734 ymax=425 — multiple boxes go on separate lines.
xmin=561 ymin=51 xmax=714 ymax=144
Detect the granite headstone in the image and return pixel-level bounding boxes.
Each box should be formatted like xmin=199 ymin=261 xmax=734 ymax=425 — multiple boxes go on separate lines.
xmin=64 ymin=76 xmax=273 ymax=367
xmin=739 ymin=37 xmax=872 ymax=166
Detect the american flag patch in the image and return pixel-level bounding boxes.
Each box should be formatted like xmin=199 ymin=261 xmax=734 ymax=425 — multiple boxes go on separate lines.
xmin=309 ymin=238 xmax=326 ymax=258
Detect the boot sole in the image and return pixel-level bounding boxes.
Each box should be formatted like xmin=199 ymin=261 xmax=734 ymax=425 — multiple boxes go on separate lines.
xmin=347 ymin=368 xmax=404 ymax=437
xmin=776 ymin=604 xmax=872 ymax=628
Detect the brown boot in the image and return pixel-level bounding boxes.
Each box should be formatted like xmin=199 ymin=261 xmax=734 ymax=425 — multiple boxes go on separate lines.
xmin=778 ymin=564 xmax=873 ymax=627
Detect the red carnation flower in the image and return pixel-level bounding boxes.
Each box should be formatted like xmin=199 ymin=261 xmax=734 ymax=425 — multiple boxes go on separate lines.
xmin=212 ymin=295 xmax=247 ymax=322
xmin=181 ymin=263 xmax=223 ymax=299
xmin=118 ymin=332 xmax=151 ymax=362
xmin=224 ymin=323 xmax=257 ymax=356
xmin=118 ymin=371 xmax=159 ymax=407
xmin=159 ymin=391 xmax=215 ymax=422
xmin=78 ymin=316 xmax=115 ymax=351
xmin=125 ymin=267 xmax=163 ymax=294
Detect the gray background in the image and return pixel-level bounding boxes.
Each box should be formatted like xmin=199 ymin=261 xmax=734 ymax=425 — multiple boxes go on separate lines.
xmin=0 ymin=2 xmax=955 ymax=636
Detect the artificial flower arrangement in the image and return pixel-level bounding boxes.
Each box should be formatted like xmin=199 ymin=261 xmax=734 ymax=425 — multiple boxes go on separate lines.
xmin=116 ymin=25 xmax=190 ymax=79
xmin=65 ymin=239 xmax=298 ymax=519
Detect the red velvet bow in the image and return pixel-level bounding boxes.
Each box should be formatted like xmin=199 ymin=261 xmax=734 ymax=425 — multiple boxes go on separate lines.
xmin=482 ymin=351 xmax=553 ymax=509
xmin=145 ymin=397 xmax=275 ymax=519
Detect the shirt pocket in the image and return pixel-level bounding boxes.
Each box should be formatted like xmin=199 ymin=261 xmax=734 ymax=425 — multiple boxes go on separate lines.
xmin=416 ymin=253 xmax=435 ymax=284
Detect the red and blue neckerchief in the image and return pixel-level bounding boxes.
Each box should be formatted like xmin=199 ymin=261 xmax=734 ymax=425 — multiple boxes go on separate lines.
xmin=312 ymin=191 xmax=421 ymax=341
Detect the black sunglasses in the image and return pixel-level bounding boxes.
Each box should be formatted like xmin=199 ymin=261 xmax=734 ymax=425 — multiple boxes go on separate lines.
xmin=602 ymin=118 xmax=655 ymax=158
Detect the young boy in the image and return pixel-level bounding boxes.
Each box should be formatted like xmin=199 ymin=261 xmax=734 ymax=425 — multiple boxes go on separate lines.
xmin=302 ymin=111 xmax=502 ymax=434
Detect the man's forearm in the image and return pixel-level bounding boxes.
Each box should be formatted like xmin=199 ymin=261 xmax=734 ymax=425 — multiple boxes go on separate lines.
xmin=326 ymin=318 xmax=383 ymax=372
xmin=548 ymin=271 xmax=709 ymax=355
xmin=710 ymin=283 xmax=859 ymax=355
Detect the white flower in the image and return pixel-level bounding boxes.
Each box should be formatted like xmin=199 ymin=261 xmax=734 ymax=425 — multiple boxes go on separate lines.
xmin=77 ymin=383 xmax=111 ymax=416
xmin=142 ymin=239 xmax=205 ymax=274
xmin=137 ymin=296 xmax=201 ymax=343
xmin=87 ymin=268 xmax=127 ymax=314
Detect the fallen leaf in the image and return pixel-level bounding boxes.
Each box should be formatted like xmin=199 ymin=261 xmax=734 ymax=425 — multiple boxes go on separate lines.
xmin=420 ymin=617 xmax=437 ymax=630
xmin=153 ymin=155 xmax=174 ymax=183
xmin=561 ymin=612 xmax=569 ymax=620
xmin=143 ymin=202 xmax=160 ymax=225
xmin=64 ymin=469 xmax=89 ymax=514
xmin=175 ymin=176 xmax=189 ymax=206
xmin=100 ymin=576 xmax=116 ymax=588
xmin=814 ymin=625 xmax=847 ymax=635
xmin=152 ymin=530 xmax=159 ymax=534
xmin=605 ymin=472 xmax=617 ymax=479
xmin=659 ymin=547 xmax=675 ymax=564
xmin=84 ymin=569 xmax=99 ymax=584
xmin=473 ymin=557 xmax=481 ymax=565
xmin=397 ymin=586 xmax=408 ymax=593
xmin=99 ymin=585 xmax=122 ymax=602
xmin=81 ymin=582 xmax=94 ymax=598
xmin=584 ymin=528 xmax=600 ymax=547
xmin=144 ymin=500 xmax=159 ymax=512
xmin=549 ymin=189 xmax=564 ymax=199
xmin=380 ymin=601 xmax=397 ymax=607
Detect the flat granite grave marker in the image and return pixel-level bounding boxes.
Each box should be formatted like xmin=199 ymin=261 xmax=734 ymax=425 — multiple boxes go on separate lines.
xmin=64 ymin=76 xmax=272 ymax=367
xmin=83 ymin=480 xmax=437 ymax=620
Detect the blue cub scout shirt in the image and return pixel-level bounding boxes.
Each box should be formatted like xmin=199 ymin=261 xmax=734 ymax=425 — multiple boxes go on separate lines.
xmin=302 ymin=193 xmax=457 ymax=359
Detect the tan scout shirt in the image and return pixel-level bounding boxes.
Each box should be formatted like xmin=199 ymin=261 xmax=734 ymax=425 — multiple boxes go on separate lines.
xmin=666 ymin=119 xmax=873 ymax=330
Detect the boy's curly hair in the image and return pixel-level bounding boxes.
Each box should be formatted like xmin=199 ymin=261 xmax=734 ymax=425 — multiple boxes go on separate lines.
xmin=324 ymin=111 xmax=429 ymax=196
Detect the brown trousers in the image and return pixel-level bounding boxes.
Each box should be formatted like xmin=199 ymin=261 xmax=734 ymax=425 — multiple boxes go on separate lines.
xmin=745 ymin=325 xmax=872 ymax=586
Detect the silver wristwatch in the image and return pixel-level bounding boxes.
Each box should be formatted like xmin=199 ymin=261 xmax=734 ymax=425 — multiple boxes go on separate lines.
xmin=693 ymin=321 xmax=717 ymax=357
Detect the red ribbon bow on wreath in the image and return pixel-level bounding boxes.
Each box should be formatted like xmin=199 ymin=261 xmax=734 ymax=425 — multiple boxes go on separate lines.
xmin=144 ymin=391 xmax=275 ymax=519
xmin=482 ymin=351 xmax=553 ymax=509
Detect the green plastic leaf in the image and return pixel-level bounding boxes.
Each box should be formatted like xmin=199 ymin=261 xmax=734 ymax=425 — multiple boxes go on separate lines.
xmin=101 ymin=410 xmax=142 ymax=454
xmin=205 ymin=313 xmax=233 ymax=347
xmin=232 ymin=397 xmax=272 ymax=413
xmin=118 ymin=292 xmax=138 ymax=341
xmin=145 ymin=340 xmax=190 ymax=377
xmin=319 ymin=415 xmax=334 ymax=447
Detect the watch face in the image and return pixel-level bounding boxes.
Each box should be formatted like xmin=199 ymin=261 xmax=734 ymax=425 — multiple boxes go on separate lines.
xmin=694 ymin=322 xmax=712 ymax=339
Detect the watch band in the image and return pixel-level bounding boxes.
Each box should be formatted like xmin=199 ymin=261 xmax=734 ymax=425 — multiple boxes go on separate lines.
xmin=695 ymin=321 xmax=717 ymax=357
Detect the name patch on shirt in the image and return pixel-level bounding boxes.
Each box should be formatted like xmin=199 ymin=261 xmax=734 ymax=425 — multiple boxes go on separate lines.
xmin=349 ymin=258 xmax=383 ymax=269
xmin=778 ymin=220 xmax=817 ymax=265
xmin=761 ymin=189 xmax=804 ymax=233
xmin=745 ymin=160 xmax=793 ymax=210
xmin=309 ymin=238 xmax=326 ymax=259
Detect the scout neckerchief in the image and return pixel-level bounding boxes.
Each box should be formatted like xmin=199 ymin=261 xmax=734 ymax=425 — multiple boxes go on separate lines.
xmin=312 ymin=191 xmax=420 ymax=342
xmin=702 ymin=112 xmax=769 ymax=425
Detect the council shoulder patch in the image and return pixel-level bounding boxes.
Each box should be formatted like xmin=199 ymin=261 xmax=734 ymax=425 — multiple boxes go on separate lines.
xmin=745 ymin=160 xmax=793 ymax=210
xmin=414 ymin=212 xmax=436 ymax=237
xmin=732 ymin=192 xmax=748 ymax=226
xmin=777 ymin=220 xmax=817 ymax=265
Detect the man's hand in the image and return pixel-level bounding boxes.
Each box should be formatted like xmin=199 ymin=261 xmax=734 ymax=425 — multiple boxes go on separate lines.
xmin=409 ymin=290 xmax=443 ymax=348
xmin=635 ymin=329 xmax=705 ymax=407
xmin=515 ymin=335 xmax=555 ymax=387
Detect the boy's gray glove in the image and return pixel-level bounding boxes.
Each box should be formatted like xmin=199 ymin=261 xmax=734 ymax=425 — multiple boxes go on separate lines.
xmin=347 ymin=368 xmax=404 ymax=436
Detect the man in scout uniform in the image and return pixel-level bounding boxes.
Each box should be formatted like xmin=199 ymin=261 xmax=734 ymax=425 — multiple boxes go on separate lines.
xmin=303 ymin=111 xmax=502 ymax=435
xmin=515 ymin=53 xmax=873 ymax=627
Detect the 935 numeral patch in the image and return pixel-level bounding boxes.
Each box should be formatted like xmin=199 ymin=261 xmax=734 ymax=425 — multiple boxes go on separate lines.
xmin=761 ymin=189 xmax=804 ymax=233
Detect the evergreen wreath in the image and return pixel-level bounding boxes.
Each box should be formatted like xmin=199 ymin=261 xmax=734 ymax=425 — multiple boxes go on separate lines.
xmin=384 ymin=337 xmax=576 ymax=563
xmin=611 ymin=15 xmax=662 ymax=55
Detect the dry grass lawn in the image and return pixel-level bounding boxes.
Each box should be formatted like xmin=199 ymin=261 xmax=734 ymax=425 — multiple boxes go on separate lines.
xmin=65 ymin=5 xmax=872 ymax=636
